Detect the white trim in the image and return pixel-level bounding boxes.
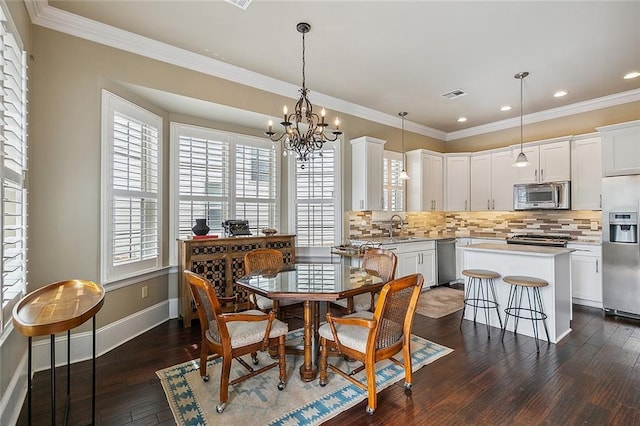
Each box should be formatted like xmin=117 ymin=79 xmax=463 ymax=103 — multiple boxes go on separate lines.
xmin=31 ymin=300 xmax=170 ymax=372
xmin=24 ymin=2 xmax=640 ymax=143
xmin=447 ymin=89 xmax=640 ymax=141
xmin=103 ymin=266 xmax=172 ymax=292
xmin=0 ymin=350 xmax=27 ymax=426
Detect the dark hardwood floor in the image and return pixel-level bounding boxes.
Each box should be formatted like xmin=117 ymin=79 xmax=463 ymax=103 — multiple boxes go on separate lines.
xmin=16 ymin=302 xmax=640 ymax=425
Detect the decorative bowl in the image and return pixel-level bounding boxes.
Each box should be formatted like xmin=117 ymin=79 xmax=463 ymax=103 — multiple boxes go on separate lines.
xmin=261 ymin=228 xmax=278 ymax=236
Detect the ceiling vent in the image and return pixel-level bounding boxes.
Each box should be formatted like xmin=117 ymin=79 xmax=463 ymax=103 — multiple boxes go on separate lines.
xmin=441 ymin=89 xmax=467 ymax=100
xmin=224 ymin=0 xmax=253 ymax=10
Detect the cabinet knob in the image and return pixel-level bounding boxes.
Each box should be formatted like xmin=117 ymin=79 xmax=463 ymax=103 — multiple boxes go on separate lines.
xmin=492 ymin=199 xmax=495 ymax=210
xmin=487 ymin=199 xmax=490 ymax=210
xmin=541 ymin=169 xmax=544 ymax=181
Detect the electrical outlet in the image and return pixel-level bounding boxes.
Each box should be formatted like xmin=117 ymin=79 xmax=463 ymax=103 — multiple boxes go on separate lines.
xmin=591 ymin=221 xmax=599 ymax=231
xmin=142 ymin=285 xmax=148 ymax=299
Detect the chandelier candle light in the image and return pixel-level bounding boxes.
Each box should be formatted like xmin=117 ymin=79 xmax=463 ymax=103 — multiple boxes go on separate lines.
xmin=398 ymin=112 xmax=410 ymax=180
xmin=512 ymin=71 xmax=531 ymax=168
xmin=265 ymin=22 xmax=342 ymax=167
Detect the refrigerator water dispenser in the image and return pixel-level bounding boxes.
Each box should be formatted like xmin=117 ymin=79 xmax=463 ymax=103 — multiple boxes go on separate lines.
xmin=609 ymin=212 xmax=638 ymax=243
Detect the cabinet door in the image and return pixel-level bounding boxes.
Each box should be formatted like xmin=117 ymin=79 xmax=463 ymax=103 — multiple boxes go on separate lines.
xmin=491 ymin=150 xmax=515 ymax=210
xmin=351 ymin=137 xmax=385 ymax=210
xmin=397 ymin=251 xmax=420 ymax=278
xmin=601 ymin=122 xmax=640 ymax=176
xmin=571 ymin=254 xmax=602 ymax=306
xmin=571 ymin=137 xmax=602 ymax=210
xmin=420 ymin=249 xmax=436 ymax=288
xmin=513 ymin=146 xmax=540 ymax=184
xmin=445 ymin=155 xmax=470 ymax=211
xmin=470 ymin=154 xmax=491 ymax=211
xmin=539 ymin=140 xmax=570 ymax=182
xmin=430 ymin=155 xmax=443 ymax=210
xmin=455 ymin=238 xmax=470 ymax=281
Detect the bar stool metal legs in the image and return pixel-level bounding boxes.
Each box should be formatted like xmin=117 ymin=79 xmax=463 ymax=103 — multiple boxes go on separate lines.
xmin=459 ymin=269 xmax=503 ymax=338
xmin=501 ymin=275 xmax=550 ymax=352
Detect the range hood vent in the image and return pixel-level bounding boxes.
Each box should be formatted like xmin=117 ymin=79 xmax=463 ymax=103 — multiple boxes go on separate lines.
xmin=441 ymin=89 xmax=467 ymax=100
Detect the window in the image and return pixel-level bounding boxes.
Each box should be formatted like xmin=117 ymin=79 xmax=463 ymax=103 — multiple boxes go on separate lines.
xmin=170 ymin=123 xmax=279 ymax=262
xmin=383 ymin=151 xmax=405 ymax=212
xmin=0 ymin=5 xmax=27 ymax=332
xmin=101 ymin=91 xmax=162 ymax=283
xmin=289 ymin=143 xmax=341 ymax=257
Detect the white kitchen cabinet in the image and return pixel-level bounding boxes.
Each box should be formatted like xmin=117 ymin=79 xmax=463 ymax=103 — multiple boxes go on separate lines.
xmin=385 ymin=241 xmax=436 ymax=289
xmin=513 ymin=140 xmax=570 ymax=184
xmin=470 ymin=150 xmax=514 ymax=211
xmin=568 ymin=243 xmax=602 ymax=308
xmin=351 ymin=136 xmax=386 ymax=210
xmin=598 ymin=120 xmax=640 ymax=177
xmin=571 ymin=136 xmax=602 ymax=210
xmin=444 ymin=154 xmax=470 ymax=211
xmin=406 ymin=149 xmax=443 ymax=211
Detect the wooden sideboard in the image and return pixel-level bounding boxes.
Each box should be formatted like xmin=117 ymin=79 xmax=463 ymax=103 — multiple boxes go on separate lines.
xmin=178 ymin=234 xmax=296 ymax=327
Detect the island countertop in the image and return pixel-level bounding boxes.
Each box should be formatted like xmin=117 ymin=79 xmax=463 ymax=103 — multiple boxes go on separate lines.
xmin=463 ymin=243 xmax=573 ymax=257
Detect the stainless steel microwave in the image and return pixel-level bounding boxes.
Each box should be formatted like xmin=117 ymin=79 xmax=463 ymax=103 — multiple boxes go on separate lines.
xmin=513 ymin=181 xmax=570 ymax=210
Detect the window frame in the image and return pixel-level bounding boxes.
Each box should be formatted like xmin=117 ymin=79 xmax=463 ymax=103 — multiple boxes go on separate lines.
xmin=383 ymin=150 xmax=406 ymax=212
xmin=0 ymin=3 xmax=27 ymax=333
xmin=100 ymin=90 xmax=163 ymax=284
xmin=287 ymin=142 xmax=342 ymax=260
xmin=169 ymin=122 xmax=280 ymax=265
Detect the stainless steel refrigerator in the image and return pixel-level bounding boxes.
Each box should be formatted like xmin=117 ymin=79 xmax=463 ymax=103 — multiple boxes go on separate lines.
xmin=602 ymin=175 xmax=640 ymax=318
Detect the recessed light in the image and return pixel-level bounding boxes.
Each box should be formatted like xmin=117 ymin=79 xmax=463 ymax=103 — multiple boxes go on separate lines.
xmin=500 ymin=106 xmax=512 ymax=112
xmin=624 ymin=71 xmax=640 ymax=80
xmin=457 ymin=117 xmax=467 ymax=123
xmin=554 ymin=90 xmax=568 ymax=98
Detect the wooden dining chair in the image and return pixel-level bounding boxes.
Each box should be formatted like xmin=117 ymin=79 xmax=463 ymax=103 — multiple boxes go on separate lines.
xmin=244 ymin=248 xmax=301 ymax=318
xmin=318 ymin=273 xmax=424 ymax=415
xmin=184 ymin=270 xmax=288 ymax=413
xmin=330 ymin=248 xmax=398 ymax=314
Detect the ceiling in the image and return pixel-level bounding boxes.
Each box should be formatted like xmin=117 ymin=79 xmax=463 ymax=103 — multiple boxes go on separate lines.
xmin=45 ymin=1 xmax=640 ymax=139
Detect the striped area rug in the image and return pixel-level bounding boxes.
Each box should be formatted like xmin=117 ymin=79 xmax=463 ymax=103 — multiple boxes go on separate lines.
xmin=156 ymin=329 xmax=452 ymax=425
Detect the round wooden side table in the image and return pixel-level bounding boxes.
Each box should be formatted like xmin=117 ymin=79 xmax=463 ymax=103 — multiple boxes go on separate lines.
xmin=12 ymin=280 xmax=105 ymax=425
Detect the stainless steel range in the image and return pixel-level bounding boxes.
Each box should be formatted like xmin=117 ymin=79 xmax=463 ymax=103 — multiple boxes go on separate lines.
xmin=506 ymin=234 xmax=572 ymax=247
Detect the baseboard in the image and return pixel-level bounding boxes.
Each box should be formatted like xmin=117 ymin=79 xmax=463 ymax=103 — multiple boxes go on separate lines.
xmin=572 ymin=298 xmax=603 ymax=309
xmin=31 ymin=299 xmax=171 ymax=372
xmin=0 ymin=352 xmax=27 ymax=426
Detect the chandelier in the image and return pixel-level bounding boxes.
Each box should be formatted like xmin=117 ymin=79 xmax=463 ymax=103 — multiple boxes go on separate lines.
xmin=265 ymin=22 xmax=342 ymax=166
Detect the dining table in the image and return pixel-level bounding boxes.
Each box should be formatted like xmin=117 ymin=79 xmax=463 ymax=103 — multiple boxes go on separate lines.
xmin=235 ymin=263 xmax=385 ymax=381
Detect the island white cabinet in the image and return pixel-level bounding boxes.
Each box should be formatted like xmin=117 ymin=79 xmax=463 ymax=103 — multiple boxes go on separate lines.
xmin=598 ymin=120 xmax=640 ymax=177
xmin=571 ymin=136 xmax=602 ymax=210
xmin=406 ymin=149 xmax=443 ymax=211
xmin=568 ymin=243 xmax=602 ymax=308
xmin=444 ymin=154 xmax=470 ymax=211
xmin=470 ymin=150 xmax=514 ymax=211
xmin=384 ymin=240 xmax=436 ymax=288
xmin=514 ymin=140 xmax=570 ymax=184
xmin=455 ymin=237 xmax=506 ymax=281
xmin=351 ymin=136 xmax=386 ymax=210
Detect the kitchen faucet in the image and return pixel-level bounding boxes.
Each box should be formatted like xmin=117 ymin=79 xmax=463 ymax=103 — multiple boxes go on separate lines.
xmin=389 ymin=214 xmax=404 ymax=238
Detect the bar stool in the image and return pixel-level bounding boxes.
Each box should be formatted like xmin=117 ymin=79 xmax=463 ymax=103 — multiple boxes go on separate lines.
xmin=501 ymin=275 xmax=550 ymax=352
xmin=459 ymin=269 xmax=503 ymax=338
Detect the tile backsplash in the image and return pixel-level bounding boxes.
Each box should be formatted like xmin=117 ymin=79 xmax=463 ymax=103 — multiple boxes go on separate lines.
xmin=348 ymin=210 xmax=602 ymax=242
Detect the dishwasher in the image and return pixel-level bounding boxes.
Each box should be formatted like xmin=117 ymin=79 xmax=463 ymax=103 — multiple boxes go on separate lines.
xmin=436 ymin=238 xmax=457 ymax=286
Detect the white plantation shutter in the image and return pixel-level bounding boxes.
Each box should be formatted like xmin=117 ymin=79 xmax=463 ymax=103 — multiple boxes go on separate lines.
xmin=102 ymin=91 xmax=162 ymax=282
xmin=383 ymin=151 xmax=405 ymax=212
xmin=294 ymin=145 xmax=338 ymax=248
xmin=0 ymin=5 xmax=26 ymax=331
xmin=235 ymin=139 xmax=278 ymax=234
xmin=170 ymin=124 xmax=279 ymax=256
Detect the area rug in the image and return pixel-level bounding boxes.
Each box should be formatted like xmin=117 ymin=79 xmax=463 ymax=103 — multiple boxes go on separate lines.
xmin=156 ymin=329 xmax=452 ymax=426
xmin=416 ymin=286 xmax=464 ymax=318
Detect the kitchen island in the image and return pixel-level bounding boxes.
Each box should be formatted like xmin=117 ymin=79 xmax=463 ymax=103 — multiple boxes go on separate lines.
xmin=461 ymin=243 xmax=572 ymax=343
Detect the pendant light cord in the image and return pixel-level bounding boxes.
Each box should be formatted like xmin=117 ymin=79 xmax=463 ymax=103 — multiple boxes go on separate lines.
xmin=520 ymin=75 xmax=524 ymax=151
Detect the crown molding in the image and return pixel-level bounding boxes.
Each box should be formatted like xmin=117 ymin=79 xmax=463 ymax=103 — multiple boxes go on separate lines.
xmin=24 ymin=1 xmax=638 ymax=143
xmin=445 ymin=89 xmax=640 ymax=141
xmin=24 ymin=1 xmax=446 ymax=140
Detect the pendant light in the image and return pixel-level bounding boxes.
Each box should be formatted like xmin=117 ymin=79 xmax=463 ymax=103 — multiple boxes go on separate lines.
xmin=398 ymin=111 xmax=410 ymax=180
xmin=512 ymin=71 xmax=531 ymax=168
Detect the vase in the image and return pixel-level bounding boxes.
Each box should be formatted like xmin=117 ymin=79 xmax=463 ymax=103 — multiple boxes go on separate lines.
xmin=192 ymin=219 xmax=210 ymax=236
